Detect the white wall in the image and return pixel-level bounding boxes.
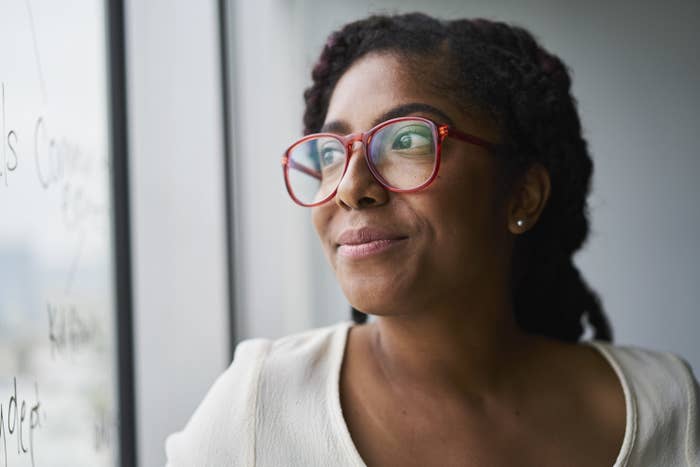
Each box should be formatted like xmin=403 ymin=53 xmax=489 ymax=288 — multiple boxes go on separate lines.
xmin=227 ymin=1 xmax=328 ymax=343
xmin=228 ymin=0 xmax=700 ymax=374
xmin=125 ymin=1 xmax=230 ymax=466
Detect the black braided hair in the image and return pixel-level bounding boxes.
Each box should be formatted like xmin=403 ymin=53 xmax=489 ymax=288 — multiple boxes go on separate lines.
xmin=304 ymin=13 xmax=612 ymax=342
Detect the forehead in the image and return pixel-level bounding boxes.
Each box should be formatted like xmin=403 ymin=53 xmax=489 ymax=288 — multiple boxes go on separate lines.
xmin=323 ymin=52 xmax=500 ymax=141
xmin=324 ymin=52 xmax=446 ymax=128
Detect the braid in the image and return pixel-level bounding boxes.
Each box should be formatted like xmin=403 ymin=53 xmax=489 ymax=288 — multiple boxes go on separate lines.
xmin=463 ymin=22 xmax=612 ymax=341
xmin=304 ymin=13 xmax=612 ymax=342
xmin=302 ymin=29 xmax=356 ymax=135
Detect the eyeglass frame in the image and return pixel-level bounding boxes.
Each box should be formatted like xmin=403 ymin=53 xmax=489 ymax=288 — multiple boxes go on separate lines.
xmin=281 ymin=116 xmax=498 ymax=207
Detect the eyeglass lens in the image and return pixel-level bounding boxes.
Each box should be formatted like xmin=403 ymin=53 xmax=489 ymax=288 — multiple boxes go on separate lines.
xmin=286 ymin=119 xmax=436 ymax=205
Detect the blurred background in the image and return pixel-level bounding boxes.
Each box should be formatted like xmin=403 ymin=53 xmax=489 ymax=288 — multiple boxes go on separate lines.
xmin=125 ymin=0 xmax=699 ymax=465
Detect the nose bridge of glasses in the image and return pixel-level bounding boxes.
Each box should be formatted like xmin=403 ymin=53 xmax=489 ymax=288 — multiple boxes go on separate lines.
xmin=342 ymin=132 xmax=364 ymax=152
xmin=338 ymin=133 xmax=367 ymax=163
xmin=339 ymin=134 xmax=373 ymax=185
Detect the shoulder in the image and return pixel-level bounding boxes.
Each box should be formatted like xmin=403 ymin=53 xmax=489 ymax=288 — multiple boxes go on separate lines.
xmin=164 ymin=337 xmax=271 ymax=466
xmin=253 ymin=321 xmax=352 ymax=460
xmin=261 ymin=320 xmax=349 ymax=380
xmin=590 ymin=341 xmax=698 ymax=412
xmin=164 ymin=320 xmax=352 ymax=467
xmin=588 ymin=341 xmax=699 ymax=465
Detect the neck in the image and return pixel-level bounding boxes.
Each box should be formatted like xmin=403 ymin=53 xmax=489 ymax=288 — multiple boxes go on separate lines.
xmin=366 ymin=297 xmax=537 ymax=400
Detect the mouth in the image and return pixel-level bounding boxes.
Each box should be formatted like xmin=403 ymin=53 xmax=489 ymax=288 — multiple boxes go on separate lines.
xmin=337 ymin=238 xmax=408 ymax=258
xmin=335 ymin=227 xmax=409 ymax=259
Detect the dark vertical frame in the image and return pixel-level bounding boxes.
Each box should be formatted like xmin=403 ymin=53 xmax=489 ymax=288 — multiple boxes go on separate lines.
xmin=107 ymin=0 xmax=138 ymax=465
xmin=218 ymin=0 xmax=238 ymax=354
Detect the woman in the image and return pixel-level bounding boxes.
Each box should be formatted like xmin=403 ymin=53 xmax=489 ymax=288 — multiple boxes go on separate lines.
xmin=165 ymin=13 xmax=699 ymax=466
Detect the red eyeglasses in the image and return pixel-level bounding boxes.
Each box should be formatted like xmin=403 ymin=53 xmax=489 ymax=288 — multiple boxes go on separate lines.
xmin=281 ymin=116 xmax=496 ymax=207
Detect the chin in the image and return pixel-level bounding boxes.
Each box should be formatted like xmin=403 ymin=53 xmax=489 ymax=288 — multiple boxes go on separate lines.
xmin=339 ymin=276 xmax=411 ymax=316
xmin=337 ymin=251 xmax=429 ymax=305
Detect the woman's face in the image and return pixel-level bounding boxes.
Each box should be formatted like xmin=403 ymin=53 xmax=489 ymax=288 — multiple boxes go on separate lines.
xmin=311 ymin=52 xmax=514 ymax=317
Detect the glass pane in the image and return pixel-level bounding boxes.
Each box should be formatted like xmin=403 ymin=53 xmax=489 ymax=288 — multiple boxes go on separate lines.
xmin=0 ymin=1 xmax=121 ymax=466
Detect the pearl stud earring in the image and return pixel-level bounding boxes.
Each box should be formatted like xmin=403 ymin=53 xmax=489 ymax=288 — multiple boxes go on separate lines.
xmin=516 ymin=219 xmax=525 ymax=227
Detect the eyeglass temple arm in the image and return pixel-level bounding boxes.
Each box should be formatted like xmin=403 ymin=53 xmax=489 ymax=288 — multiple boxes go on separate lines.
xmin=442 ymin=125 xmax=497 ymax=149
xmin=287 ymin=158 xmax=321 ymax=180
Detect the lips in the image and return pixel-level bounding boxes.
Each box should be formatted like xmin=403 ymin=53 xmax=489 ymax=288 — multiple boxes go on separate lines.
xmin=335 ymin=227 xmax=408 ymax=258
xmin=336 ymin=226 xmax=407 ymax=246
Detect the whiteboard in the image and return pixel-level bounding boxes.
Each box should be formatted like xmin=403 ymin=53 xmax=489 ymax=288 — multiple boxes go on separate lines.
xmin=0 ymin=1 xmax=129 ymax=466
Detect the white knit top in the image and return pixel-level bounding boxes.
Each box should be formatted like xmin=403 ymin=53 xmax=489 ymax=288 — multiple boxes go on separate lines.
xmin=165 ymin=320 xmax=699 ymax=466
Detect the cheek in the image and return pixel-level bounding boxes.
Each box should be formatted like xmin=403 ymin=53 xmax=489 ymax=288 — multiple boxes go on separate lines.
xmin=423 ymin=167 xmax=505 ymax=260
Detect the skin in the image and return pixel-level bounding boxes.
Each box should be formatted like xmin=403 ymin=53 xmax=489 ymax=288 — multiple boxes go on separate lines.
xmin=310 ymin=52 xmax=626 ymax=466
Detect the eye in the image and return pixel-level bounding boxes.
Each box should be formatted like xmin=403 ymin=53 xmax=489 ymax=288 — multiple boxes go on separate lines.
xmin=319 ymin=140 xmax=345 ymax=167
xmin=390 ymin=125 xmax=433 ymax=153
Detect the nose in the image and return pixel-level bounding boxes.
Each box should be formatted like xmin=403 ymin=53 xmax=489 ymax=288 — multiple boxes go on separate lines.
xmin=335 ymin=141 xmax=389 ymax=209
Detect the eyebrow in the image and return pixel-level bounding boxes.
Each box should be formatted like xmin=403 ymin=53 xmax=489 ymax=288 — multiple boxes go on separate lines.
xmin=320 ymin=102 xmax=456 ymax=134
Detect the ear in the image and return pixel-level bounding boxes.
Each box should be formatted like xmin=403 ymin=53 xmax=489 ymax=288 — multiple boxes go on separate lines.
xmin=507 ymin=163 xmax=551 ymax=234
